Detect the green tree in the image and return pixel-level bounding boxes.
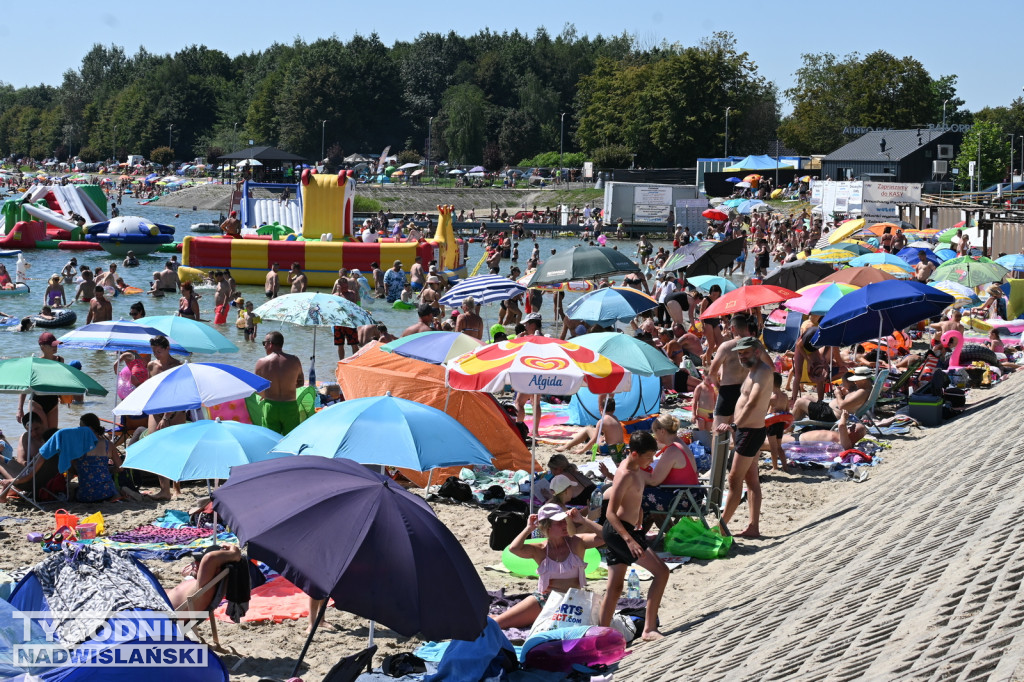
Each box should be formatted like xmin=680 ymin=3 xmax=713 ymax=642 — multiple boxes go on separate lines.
xmin=396 ymin=149 xmax=421 ymax=165
xmin=150 ymin=146 xmax=175 ymax=165
xmin=953 ymin=121 xmax=1010 ymax=189
xmin=440 ymin=83 xmax=487 ymax=164
xmin=591 ymin=145 xmax=633 ymax=168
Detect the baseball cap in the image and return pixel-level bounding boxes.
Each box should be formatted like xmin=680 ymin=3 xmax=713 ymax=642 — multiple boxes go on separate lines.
xmin=549 ymin=474 xmax=574 ymax=495
xmin=733 ymin=336 xmax=761 ymax=351
xmin=38 ymin=332 xmax=58 ymax=347
xmin=537 ymin=503 xmax=568 ymax=521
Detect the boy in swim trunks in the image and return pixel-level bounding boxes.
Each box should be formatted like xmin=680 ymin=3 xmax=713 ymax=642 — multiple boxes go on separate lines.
xmin=765 ymin=372 xmax=791 ymax=470
xmin=599 ymin=431 xmax=669 ymax=641
xmin=691 ymin=377 xmax=717 ymax=432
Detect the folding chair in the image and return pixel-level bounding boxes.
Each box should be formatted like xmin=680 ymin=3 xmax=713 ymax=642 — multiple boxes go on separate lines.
xmin=792 ymin=369 xmax=889 ymax=436
xmin=0 ymin=453 xmax=49 ymax=512
xmin=652 ymin=434 xmax=731 ymax=548
xmin=176 ymin=567 xmax=230 ymax=649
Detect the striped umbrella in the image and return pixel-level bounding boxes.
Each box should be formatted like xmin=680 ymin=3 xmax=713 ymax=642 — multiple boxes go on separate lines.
xmin=113 ymin=362 xmax=270 ymax=416
xmin=929 ymin=281 xmax=980 ymax=308
xmin=786 ymin=282 xmax=860 ymax=315
xmin=873 ymin=263 xmax=913 ymax=278
xmin=832 ymin=241 xmax=880 ymax=256
xmin=57 ymin=320 xmax=191 ymax=355
xmin=380 ymin=331 xmax=483 ymax=365
xmin=439 ymin=274 xmax=526 ymax=306
xmin=849 ymin=252 xmax=914 ymax=271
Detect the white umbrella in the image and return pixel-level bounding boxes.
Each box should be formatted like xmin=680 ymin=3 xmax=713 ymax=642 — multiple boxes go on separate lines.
xmin=237 ymin=159 xmax=263 ymax=168
xmin=398 ymin=162 xmax=421 ymax=170
xmin=113 ymin=362 xmax=270 ymax=416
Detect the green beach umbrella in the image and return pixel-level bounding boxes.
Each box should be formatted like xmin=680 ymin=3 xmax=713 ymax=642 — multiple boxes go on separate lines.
xmin=0 ymin=357 xmax=108 ymax=396
xmin=929 ymin=256 xmax=1008 ymax=288
xmin=572 ymin=332 xmax=678 ymax=377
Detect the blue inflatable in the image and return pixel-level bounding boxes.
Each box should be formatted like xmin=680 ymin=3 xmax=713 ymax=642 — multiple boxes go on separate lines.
xmin=85 ymin=216 xmax=175 ymax=258
xmin=569 ymin=373 xmax=661 ymax=426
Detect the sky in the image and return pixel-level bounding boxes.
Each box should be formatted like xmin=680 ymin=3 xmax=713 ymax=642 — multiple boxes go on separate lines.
xmin=3 ymin=1 xmax=1019 ymax=116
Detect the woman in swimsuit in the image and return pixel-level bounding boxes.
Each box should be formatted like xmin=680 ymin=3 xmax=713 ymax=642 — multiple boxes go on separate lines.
xmin=43 ymin=275 xmax=66 ymax=306
xmin=71 ymin=413 xmax=123 ymax=503
xmin=640 ymin=414 xmax=702 ymax=518
xmin=177 ymin=282 xmax=200 ymax=320
xmin=493 ymin=503 xmax=605 ymax=629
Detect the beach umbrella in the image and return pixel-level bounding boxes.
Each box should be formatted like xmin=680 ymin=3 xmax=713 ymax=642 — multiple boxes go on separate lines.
xmin=735 ymin=181 xmax=751 ymax=189
xmin=687 ymin=275 xmax=738 ymax=294
xmin=211 ymin=456 xmax=490 ymax=674
xmin=397 ymin=163 xmax=420 ymax=170
xmin=469 ymin=165 xmax=486 ymax=173
xmin=743 ymin=174 xmax=761 ymax=184
xmin=255 ymin=222 xmax=295 ymax=239
xmin=872 ymin=263 xmax=913 ymax=278
xmin=725 ymin=177 xmax=741 ymax=183
xmin=57 ymin=320 xmax=191 ymax=355
xmin=929 ymin=256 xmax=1008 ymax=288
xmin=897 ymin=247 xmax=943 ymax=266
xmin=661 ymin=237 xmax=745 ymax=276
xmin=785 ymin=283 xmax=859 ymax=316
xmin=763 ymin=260 xmax=836 ymax=290
xmin=702 ymin=208 xmax=729 ymax=221
xmin=735 ymin=199 xmax=764 ymax=214
xmin=818 ymin=266 xmax=896 ymax=287
xmin=123 ymin=419 xmax=286 ymax=481
xmin=516 ymin=270 xmax=594 ymax=293
xmin=253 ymin=292 xmax=376 ymax=384
xmin=929 ymin=281 xmax=980 ymax=308
xmin=447 ymin=169 xmax=465 ymax=175
xmin=828 ymin=219 xmax=866 ymax=244
xmin=270 ymin=394 xmax=492 ymax=471
xmin=936 ymin=248 xmax=958 ymax=261
xmin=801 ymin=249 xmax=857 ymax=264
xmin=814 ymin=281 xmax=955 ymax=348
xmin=849 ymin=253 xmax=914 ymax=272
xmin=113 ymin=362 xmax=269 ymax=416
xmin=136 ymin=315 xmax=238 ymax=354
xmin=380 ymin=331 xmax=482 ymax=365
xmin=438 ymin=274 xmax=526 ymax=306
xmin=699 ymin=284 xmax=798 ymax=320
xmin=572 ymin=332 xmax=678 ymax=377
xmin=866 ymin=222 xmax=902 ymax=236
xmin=564 ymin=286 xmax=658 ymax=324
xmin=907 ymin=240 xmax=935 ymax=249
xmin=832 ymin=241 xmax=880 ymax=256
xmin=996 ymin=254 xmax=1024 ymax=271
xmin=527 ymin=245 xmax=640 ymax=286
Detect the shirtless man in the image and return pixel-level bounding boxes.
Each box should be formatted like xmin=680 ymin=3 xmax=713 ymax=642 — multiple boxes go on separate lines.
xmin=212 ymin=271 xmax=232 ymax=324
xmin=356 ymin=323 xmax=381 ymax=346
xmin=254 ymin=331 xmax=304 ymax=435
xmin=929 ymin=310 xmax=963 ymax=336
xmin=86 ymin=287 xmax=112 ymax=323
xmin=331 ymin=275 xmax=359 ymax=359
xmin=220 ymin=210 xmax=242 ymax=237
xmin=454 ymin=296 xmax=484 ymax=339
xmin=780 ymin=409 xmax=867 ymax=449
xmin=598 ymin=431 xmax=669 ymax=641
xmin=791 ymin=371 xmax=871 ymax=424
xmin=74 ymin=270 xmax=96 ymax=303
xmin=289 ymin=263 xmax=307 ymax=293
xmin=94 ymin=263 xmax=117 ymax=289
xmin=61 ymin=257 xmax=78 ymax=283
xmin=706 ymin=313 xmax=772 ymax=431
xmin=265 ymin=263 xmax=280 ymax=299
xmin=409 ymin=256 xmax=425 ymax=291
xmin=401 ymin=304 xmax=436 ymax=337
xmin=156 ymin=261 xmax=180 ymax=294
xmin=715 ymin=336 xmax=774 ymax=538
xmin=145 ymin=335 xmax=183 ymax=500
xmin=913 ymin=251 xmax=935 ymax=283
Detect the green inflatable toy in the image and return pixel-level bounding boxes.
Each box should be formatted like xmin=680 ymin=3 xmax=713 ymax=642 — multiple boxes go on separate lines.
xmin=501 ymin=538 xmax=603 ymax=578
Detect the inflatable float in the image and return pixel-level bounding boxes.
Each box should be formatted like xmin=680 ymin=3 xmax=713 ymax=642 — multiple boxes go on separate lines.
xmin=392 ymin=300 xmax=416 ymax=310
xmin=0 ymin=249 xmax=21 ymax=258
xmin=183 ymin=173 xmax=465 ymax=288
xmin=0 ymin=282 xmax=29 ymax=296
xmin=521 ymin=626 xmax=627 ymax=672
xmin=85 ymin=216 xmax=175 ymax=257
xmin=32 ymin=309 xmax=76 ymax=328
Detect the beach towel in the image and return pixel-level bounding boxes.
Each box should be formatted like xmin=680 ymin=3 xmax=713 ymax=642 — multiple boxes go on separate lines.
xmin=424 ymin=618 xmax=516 ymax=682
xmin=214 ymin=574 xmax=333 ymax=624
xmin=38 ymin=426 xmax=97 ymax=473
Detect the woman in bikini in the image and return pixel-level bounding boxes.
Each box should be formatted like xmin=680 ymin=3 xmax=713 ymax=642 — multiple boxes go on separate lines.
xmin=177 ymin=282 xmax=200 ymax=320
xmin=493 ymin=503 xmax=605 ymax=629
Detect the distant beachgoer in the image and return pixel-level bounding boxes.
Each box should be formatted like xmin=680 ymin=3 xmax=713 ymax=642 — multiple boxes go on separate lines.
xmin=220 ymin=211 xmax=241 ymax=237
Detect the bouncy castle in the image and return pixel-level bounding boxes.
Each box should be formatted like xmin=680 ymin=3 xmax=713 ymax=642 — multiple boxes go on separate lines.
xmin=182 ymin=170 xmax=465 ymax=288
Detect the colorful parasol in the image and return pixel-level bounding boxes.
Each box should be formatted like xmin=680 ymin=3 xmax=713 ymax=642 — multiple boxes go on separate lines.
xmin=786 ymin=283 xmax=859 ymax=316
xmin=800 ymin=249 xmax=857 ymax=264
xmin=828 ymin=219 xmax=866 ymax=244
xmin=699 ymin=284 xmax=799 ymax=320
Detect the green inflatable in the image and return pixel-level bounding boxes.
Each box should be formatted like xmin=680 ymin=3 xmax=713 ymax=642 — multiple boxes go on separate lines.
xmin=501 ymin=538 xmax=603 ymax=578
xmin=392 ymin=300 xmax=416 ymax=310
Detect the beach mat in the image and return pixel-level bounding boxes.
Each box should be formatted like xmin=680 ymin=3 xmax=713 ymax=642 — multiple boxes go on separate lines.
xmin=214 ymin=575 xmax=334 ymax=624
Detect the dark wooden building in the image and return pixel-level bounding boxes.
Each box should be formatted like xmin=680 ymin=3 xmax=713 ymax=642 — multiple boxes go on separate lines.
xmin=821 ymin=129 xmax=963 ymax=184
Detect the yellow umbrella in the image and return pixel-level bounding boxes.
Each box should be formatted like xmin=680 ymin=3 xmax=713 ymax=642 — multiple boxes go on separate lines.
xmin=798 ymin=249 xmax=857 ymax=264
xmin=827 ymin=219 xmax=866 ymax=244
xmin=871 ymin=263 xmax=913 ymax=278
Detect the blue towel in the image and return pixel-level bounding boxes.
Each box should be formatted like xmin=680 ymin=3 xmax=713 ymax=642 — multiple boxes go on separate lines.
xmin=423 ymin=618 xmax=516 ymax=682
xmin=38 ymin=427 xmax=97 ymax=473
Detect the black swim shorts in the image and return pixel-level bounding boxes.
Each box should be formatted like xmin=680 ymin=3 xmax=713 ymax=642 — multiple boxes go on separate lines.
xmin=766 ymin=421 xmax=786 ymax=439
xmin=602 ymin=520 xmax=648 ymax=567
xmin=715 ymin=384 xmax=742 ymax=417
xmin=806 ymin=400 xmax=838 ymax=423
xmin=734 ymin=427 xmax=767 ymax=458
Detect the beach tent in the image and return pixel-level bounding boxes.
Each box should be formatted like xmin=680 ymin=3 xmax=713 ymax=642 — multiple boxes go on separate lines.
xmin=568 ymin=373 xmax=661 ymax=426
xmin=723 ymin=155 xmax=795 ymax=171
xmin=336 ymin=343 xmax=535 ymax=487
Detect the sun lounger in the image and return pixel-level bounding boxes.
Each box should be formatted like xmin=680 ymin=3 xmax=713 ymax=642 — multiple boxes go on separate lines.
xmin=793 ymin=369 xmax=889 ymax=436
xmin=176 ymin=567 xmax=230 ymax=649
xmin=651 ymin=434 xmax=731 ymax=549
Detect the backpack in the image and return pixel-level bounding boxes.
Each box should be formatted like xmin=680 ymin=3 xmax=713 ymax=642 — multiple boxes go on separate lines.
xmin=487 ymin=510 xmax=527 ymax=551
xmin=439 ymin=476 xmax=472 ymax=503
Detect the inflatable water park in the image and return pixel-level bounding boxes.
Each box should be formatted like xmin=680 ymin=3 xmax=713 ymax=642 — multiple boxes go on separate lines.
xmin=0 ymin=184 xmax=174 ymax=256
xmin=182 ymin=170 xmax=466 ymax=288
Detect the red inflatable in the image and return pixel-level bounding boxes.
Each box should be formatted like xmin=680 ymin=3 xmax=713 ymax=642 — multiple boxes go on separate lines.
xmin=0 ymin=221 xmax=47 ymax=248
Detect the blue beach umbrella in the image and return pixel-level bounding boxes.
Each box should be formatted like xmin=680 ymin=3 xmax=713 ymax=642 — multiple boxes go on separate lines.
xmin=848 ymin=252 xmax=914 ymax=271
xmin=725 ymin=176 xmax=741 ymax=183
xmin=57 ymin=320 xmax=191 ymax=355
xmin=113 ymin=362 xmax=269 ymax=416
xmin=137 ymin=315 xmax=238 ymax=354
xmin=936 ymin=248 xmax=958 ymax=262
xmin=270 ymin=393 xmax=493 ymax=471
xmin=687 ymin=275 xmax=738 ymax=294
xmin=438 ymin=274 xmax=526 ymax=307
xmin=996 ymin=254 xmax=1024 ymax=271
xmin=896 ymin=247 xmax=942 ymax=266
xmin=564 ymin=286 xmax=659 ymax=324
xmin=380 ymin=331 xmax=482 ymax=365
xmin=814 ymin=281 xmax=955 ymax=348
xmin=572 ymin=332 xmax=678 ymax=377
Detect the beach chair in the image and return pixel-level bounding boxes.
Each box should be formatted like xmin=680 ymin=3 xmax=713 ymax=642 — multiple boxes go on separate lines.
xmin=651 ymin=434 xmax=731 ymax=549
xmin=792 ymin=369 xmax=889 ymax=435
xmin=877 ymin=358 xmax=923 ymax=407
xmin=762 ymin=309 xmax=801 ymax=353
xmin=176 ymin=567 xmax=230 ymax=649
xmin=0 ymin=453 xmax=50 ymax=512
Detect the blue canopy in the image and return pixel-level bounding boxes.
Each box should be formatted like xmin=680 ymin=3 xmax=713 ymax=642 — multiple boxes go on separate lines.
xmin=569 ymin=374 xmax=661 ymax=425
xmin=814 ymin=281 xmax=955 ymax=347
xmin=725 ymin=155 xmax=794 ymax=170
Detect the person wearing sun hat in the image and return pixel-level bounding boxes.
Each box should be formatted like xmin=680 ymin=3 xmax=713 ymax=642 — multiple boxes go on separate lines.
xmin=492 ymin=502 xmax=605 ymax=630
xmin=791 ymin=366 xmax=871 ymax=426
xmin=43 ymin=274 xmax=66 ymax=307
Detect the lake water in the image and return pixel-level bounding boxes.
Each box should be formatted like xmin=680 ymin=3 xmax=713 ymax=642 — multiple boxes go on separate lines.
xmin=0 ymin=195 xmax=750 ymax=443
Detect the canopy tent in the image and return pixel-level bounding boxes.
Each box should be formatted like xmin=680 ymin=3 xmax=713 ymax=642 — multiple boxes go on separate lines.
xmin=335 ymin=343 xmax=534 ymax=487
xmin=723 ymin=155 xmax=795 ymax=171
xmin=217 ymin=146 xmax=308 ymax=163
xmin=569 ymin=374 xmax=662 ymax=426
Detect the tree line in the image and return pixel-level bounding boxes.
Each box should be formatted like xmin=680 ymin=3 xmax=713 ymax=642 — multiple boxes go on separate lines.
xmin=0 ymin=27 xmax=1021 ymax=175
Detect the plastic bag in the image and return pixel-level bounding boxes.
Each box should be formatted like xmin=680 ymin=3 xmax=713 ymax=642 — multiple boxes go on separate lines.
xmin=663 ymin=517 xmax=733 ymax=560
xmin=528 ymin=587 xmax=597 ymax=637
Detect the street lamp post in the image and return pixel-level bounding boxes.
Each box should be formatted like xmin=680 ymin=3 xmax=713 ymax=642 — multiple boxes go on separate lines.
xmin=320 ymin=120 xmax=327 ymax=165
xmin=560 ymin=112 xmax=565 ymax=183
xmin=724 ymin=107 xmax=731 ymax=157
xmin=1009 ymin=134 xmax=1016 ymax=188
xmin=942 ymin=99 xmax=949 ymax=129
xmin=167 ymin=124 xmax=173 ymax=150
xmin=427 ymin=116 xmax=433 ymax=179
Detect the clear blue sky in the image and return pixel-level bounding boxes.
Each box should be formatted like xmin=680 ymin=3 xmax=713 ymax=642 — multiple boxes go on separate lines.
xmin=4 ymin=1 xmax=1018 ymax=115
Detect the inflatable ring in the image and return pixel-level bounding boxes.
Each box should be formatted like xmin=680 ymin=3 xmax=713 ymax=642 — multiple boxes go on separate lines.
xmin=501 ymin=538 xmax=602 ymax=578
xmin=392 ymin=300 xmax=416 ymax=310
xmin=32 ymin=309 xmax=76 ymax=328
xmin=764 ymin=413 xmax=794 ymax=428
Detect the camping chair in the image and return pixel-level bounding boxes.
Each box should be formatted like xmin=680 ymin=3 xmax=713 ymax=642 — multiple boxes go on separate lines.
xmin=651 ymin=434 xmax=731 ymax=549
xmin=877 ymin=357 xmax=924 ymax=407
xmin=792 ymin=369 xmax=889 ymax=436
xmin=0 ymin=453 xmax=50 ymax=512
xmin=176 ymin=567 xmax=230 ymax=649
xmin=762 ymin=309 xmax=801 ymax=352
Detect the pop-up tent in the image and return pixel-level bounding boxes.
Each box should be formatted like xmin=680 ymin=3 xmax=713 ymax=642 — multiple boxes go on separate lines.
xmin=337 ymin=342 xmax=536 ymax=487
xmin=568 ymin=374 xmax=661 ymax=426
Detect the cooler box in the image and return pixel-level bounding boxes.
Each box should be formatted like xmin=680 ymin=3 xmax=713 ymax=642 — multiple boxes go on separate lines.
xmin=908 ymin=392 xmax=943 ymax=427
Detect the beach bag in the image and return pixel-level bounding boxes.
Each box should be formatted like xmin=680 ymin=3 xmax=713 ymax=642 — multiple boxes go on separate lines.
xmin=664 ymin=517 xmax=733 ymax=560
xmin=528 ymin=588 xmax=598 ymax=638
xmin=487 ymin=510 xmax=526 ymax=551
xmin=439 ymin=476 xmax=472 ymax=503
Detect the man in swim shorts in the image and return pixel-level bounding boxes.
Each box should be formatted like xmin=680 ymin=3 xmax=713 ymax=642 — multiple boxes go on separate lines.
xmin=716 ymin=336 xmax=773 ymax=538
xmin=254 ymin=331 xmax=304 ymax=435
xmin=706 ymin=313 xmax=772 ymax=431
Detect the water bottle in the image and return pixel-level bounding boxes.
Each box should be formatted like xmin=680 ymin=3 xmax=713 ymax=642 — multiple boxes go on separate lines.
xmin=626 ymin=569 xmax=641 ymax=599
